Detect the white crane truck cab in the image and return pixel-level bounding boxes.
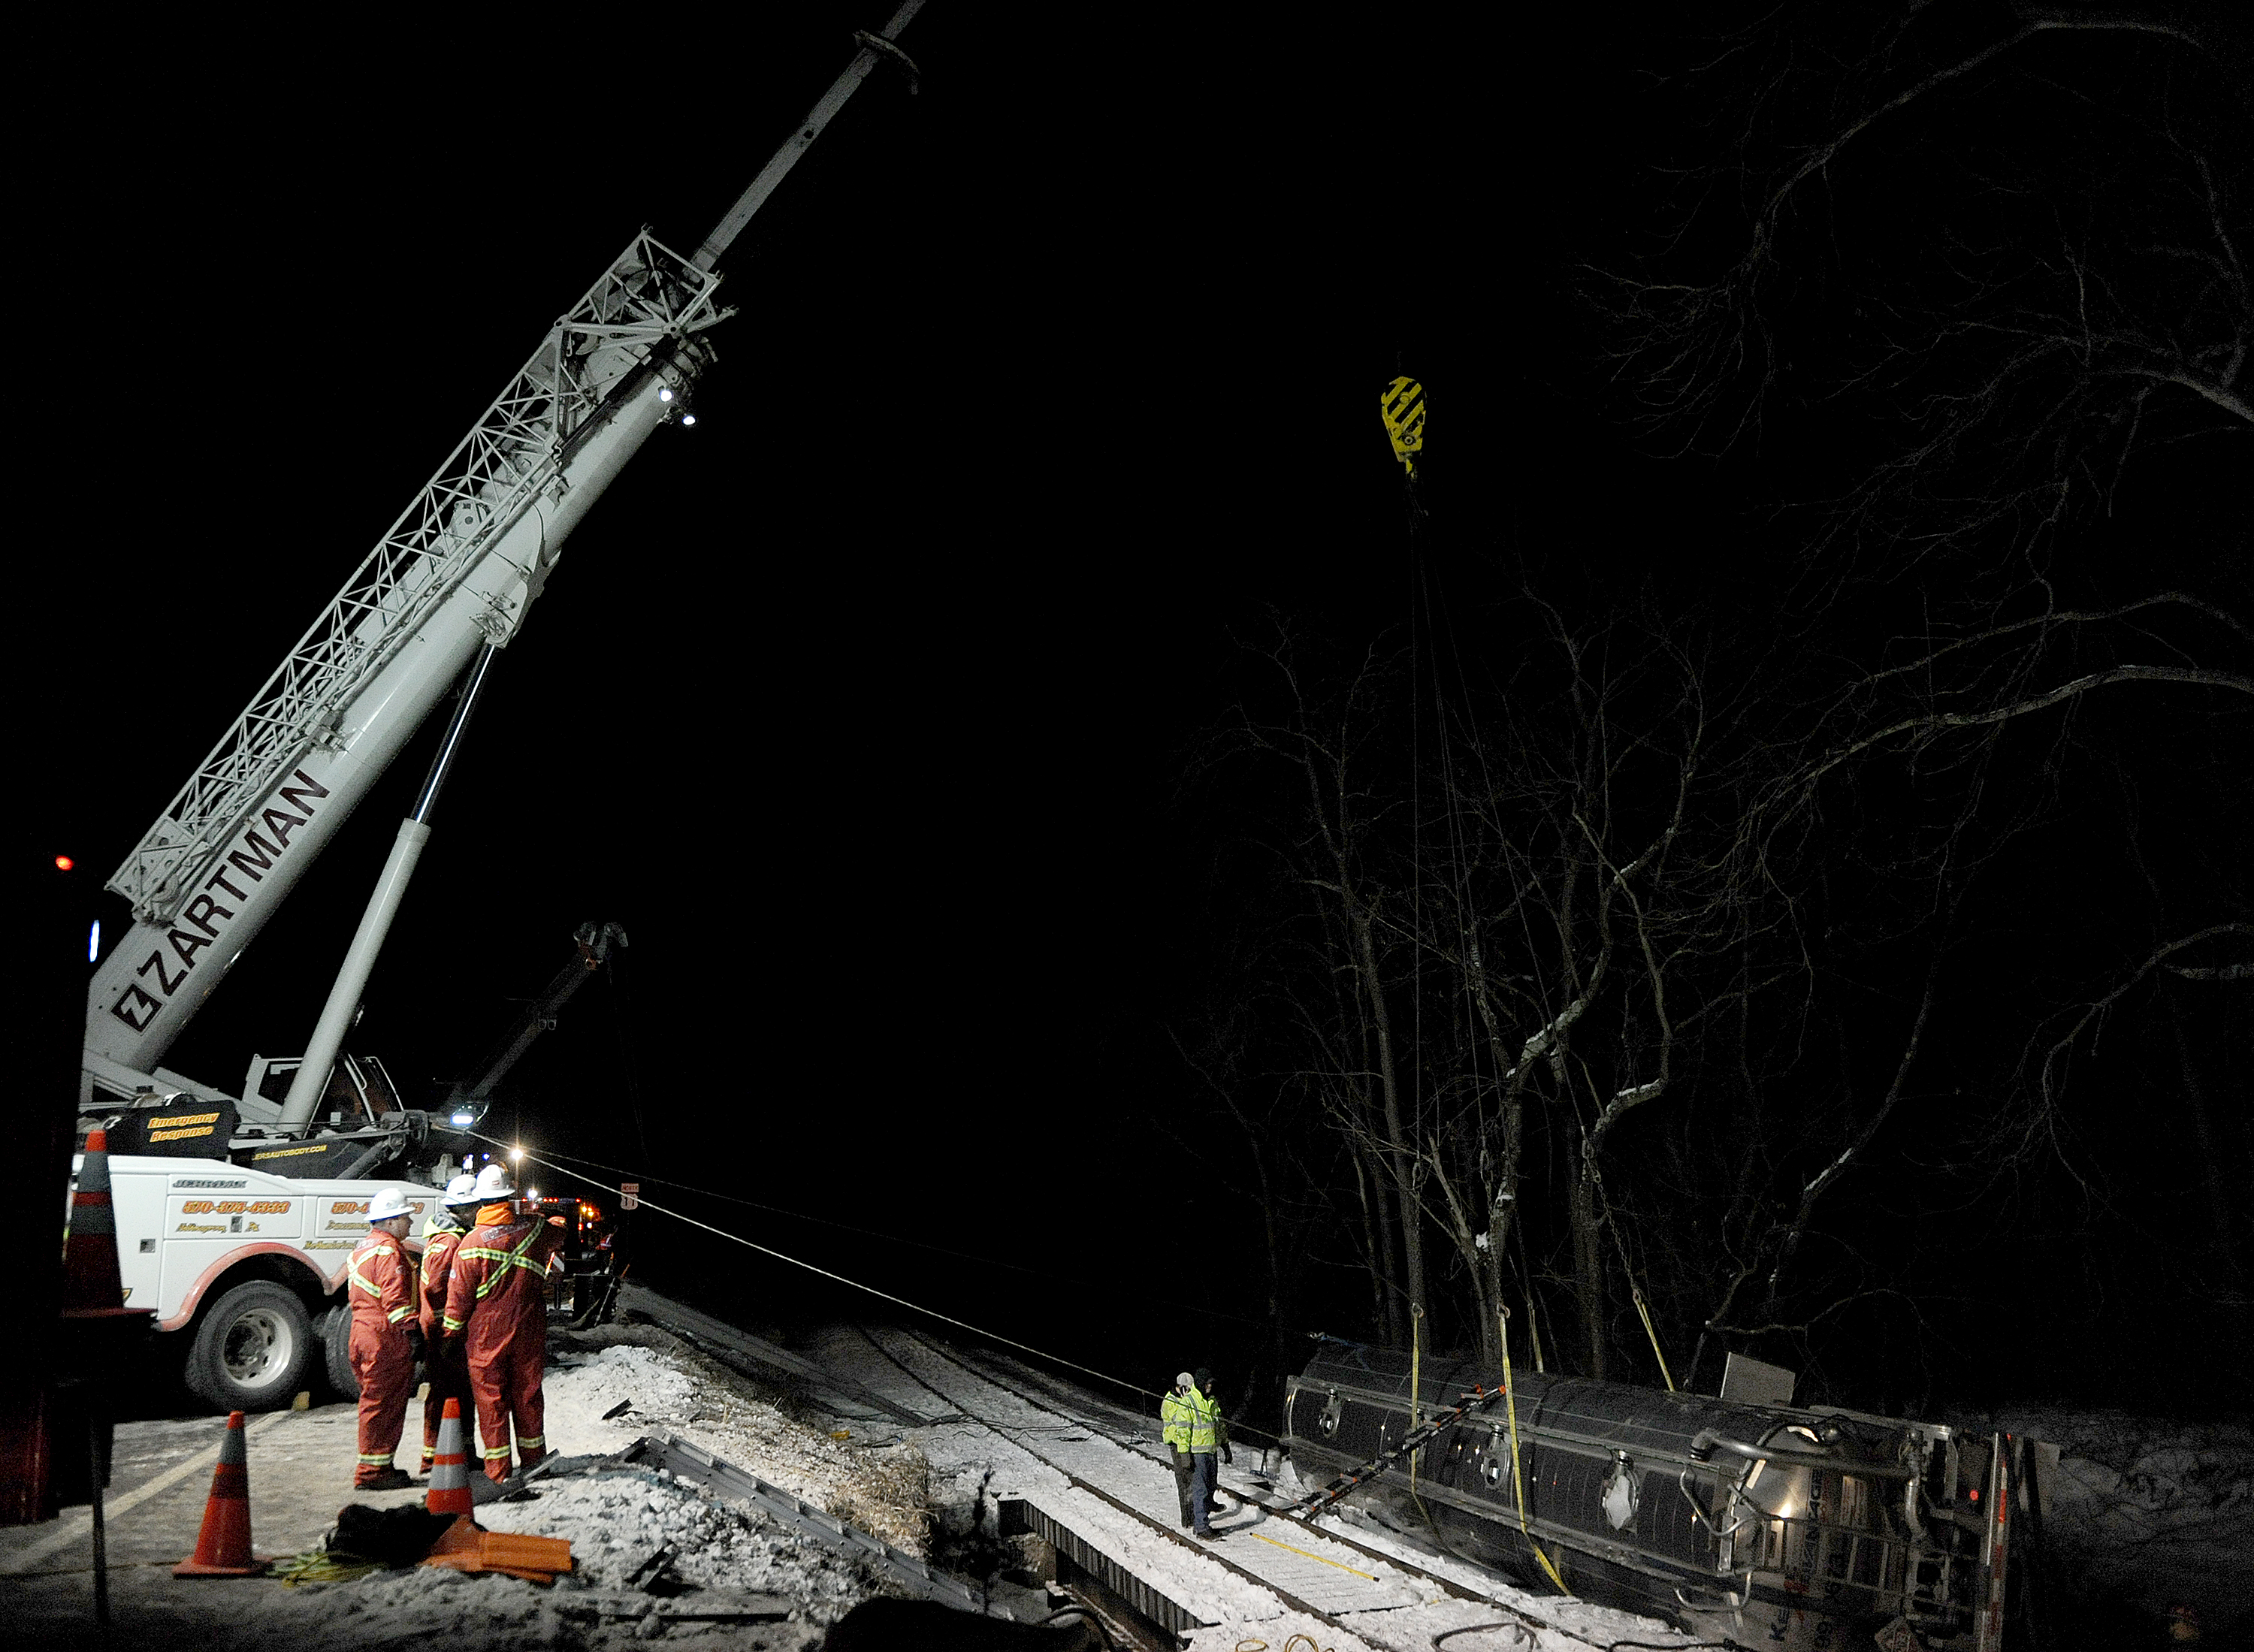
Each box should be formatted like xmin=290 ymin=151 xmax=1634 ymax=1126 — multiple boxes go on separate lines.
xmin=83 ymin=1149 xmax=442 ymax=1412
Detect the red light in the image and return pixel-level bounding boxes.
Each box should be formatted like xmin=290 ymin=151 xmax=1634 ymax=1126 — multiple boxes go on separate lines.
xmin=54 ymin=855 xmax=75 ymax=871
xmin=1967 ymin=1487 xmax=1979 ymax=1502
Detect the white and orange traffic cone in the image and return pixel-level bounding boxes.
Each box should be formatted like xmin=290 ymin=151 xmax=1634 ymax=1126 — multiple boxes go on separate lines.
xmin=425 ymin=1398 xmax=474 ymax=1518
xmin=62 ymin=1129 xmax=137 ymax=1318
xmin=174 ymin=1412 xmax=270 ymax=1576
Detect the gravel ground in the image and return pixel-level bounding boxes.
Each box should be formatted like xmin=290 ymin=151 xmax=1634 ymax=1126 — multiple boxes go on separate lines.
xmin=9 ymin=1327 xmax=950 ymax=1652
xmin=545 ymin=1330 xmax=933 ymax=1556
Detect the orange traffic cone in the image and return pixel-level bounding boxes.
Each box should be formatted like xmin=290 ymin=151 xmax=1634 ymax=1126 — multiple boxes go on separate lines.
xmin=174 ymin=1412 xmax=270 ymax=1576
xmin=62 ymin=1129 xmax=137 ymax=1318
xmin=425 ymin=1399 xmax=474 ymax=1518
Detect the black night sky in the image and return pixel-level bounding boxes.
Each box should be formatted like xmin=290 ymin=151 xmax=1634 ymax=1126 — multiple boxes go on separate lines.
xmin=20 ymin=5 xmax=2250 ymax=1431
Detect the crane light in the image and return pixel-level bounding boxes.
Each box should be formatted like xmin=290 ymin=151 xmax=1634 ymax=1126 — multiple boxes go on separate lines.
xmin=681 ymin=414 xmax=696 ymax=426
xmin=451 ymin=1110 xmax=475 ymax=1126
xmin=88 ymin=920 xmax=101 ymax=963
xmin=55 ymin=854 xmax=75 ymax=871
xmin=509 ymin=1147 xmax=523 ymax=1162
xmin=659 ymin=386 xmax=673 ymax=403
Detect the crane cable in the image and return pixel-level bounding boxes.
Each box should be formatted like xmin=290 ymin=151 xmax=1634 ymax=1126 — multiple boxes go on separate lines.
xmin=492 ymin=1138 xmax=1286 ymax=1331
xmin=458 ymin=1130 xmax=1298 ymax=1445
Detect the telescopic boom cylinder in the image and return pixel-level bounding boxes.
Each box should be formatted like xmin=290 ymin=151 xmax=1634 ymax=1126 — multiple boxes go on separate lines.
xmin=276 ymin=645 xmax=497 ymax=1131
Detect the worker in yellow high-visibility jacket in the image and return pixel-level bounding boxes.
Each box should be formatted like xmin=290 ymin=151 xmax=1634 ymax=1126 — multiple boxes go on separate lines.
xmin=1195 ymin=1366 xmax=1232 ymax=1524
xmin=1160 ymin=1371 xmax=1228 ymax=1537
xmin=1160 ymin=1371 xmax=1201 ymax=1528
xmin=1187 ymin=1369 xmax=1227 ymax=1537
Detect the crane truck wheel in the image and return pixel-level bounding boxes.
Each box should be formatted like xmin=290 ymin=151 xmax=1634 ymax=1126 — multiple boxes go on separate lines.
xmin=184 ymin=1281 xmax=313 ymax=1412
xmin=320 ymin=1298 xmax=360 ymax=1402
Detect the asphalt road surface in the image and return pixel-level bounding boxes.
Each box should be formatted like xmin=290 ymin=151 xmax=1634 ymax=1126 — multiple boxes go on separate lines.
xmin=0 ymin=1400 xmax=434 ymax=1651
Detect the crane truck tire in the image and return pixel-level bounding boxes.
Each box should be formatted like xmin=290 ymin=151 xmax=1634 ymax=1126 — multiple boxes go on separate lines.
xmin=184 ymin=1280 xmax=313 ymax=1412
xmin=320 ymin=1299 xmax=360 ymax=1402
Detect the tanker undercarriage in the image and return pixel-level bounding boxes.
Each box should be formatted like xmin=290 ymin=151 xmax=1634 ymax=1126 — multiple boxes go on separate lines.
xmin=1286 ymin=1345 xmax=2038 ymax=1651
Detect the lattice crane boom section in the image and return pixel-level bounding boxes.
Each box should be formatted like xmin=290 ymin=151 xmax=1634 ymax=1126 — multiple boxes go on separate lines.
xmin=110 ymin=231 xmax=726 ymax=924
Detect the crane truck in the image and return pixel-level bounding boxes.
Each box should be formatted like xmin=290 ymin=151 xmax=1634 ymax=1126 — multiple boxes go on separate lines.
xmin=67 ymin=6 xmax=926 ymax=1412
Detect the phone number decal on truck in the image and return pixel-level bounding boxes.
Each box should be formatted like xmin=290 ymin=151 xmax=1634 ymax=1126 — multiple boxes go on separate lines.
xmin=168 ymin=1194 xmax=298 ymax=1235
xmin=325 ymin=1197 xmax=428 ymax=1232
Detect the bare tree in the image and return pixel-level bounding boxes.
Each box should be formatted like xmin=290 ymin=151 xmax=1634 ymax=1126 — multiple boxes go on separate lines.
xmin=1598 ymin=5 xmax=2248 ymax=585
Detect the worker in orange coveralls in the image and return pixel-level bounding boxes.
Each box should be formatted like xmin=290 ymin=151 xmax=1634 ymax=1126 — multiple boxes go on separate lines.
xmin=442 ymin=1161 xmax=565 ymax=1483
xmin=346 ymin=1187 xmax=424 ymax=1489
xmin=416 ymin=1173 xmax=482 ymax=1475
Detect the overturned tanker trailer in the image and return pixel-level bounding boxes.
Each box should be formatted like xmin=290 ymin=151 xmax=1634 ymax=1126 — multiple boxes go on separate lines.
xmin=1285 ymin=1344 xmax=2040 ymax=1650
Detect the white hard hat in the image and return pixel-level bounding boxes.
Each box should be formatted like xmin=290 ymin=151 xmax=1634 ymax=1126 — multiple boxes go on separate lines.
xmin=367 ymin=1188 xmax=413 ymax=1223
xmin=443 ymin=1173 xmax=479 ymax=1206
xmin=473 ymin=1162 xmax=516 ymax=1200
xmin=1177 ymin=1371 xmax=1195 ymax=1391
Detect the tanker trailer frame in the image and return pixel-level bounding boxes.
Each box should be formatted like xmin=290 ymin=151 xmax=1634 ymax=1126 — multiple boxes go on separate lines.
xmin=1286 ymin=1344 xmax=2035 ymax=1651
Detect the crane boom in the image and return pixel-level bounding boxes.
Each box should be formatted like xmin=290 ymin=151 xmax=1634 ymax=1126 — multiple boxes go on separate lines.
xmin=695 ymin=0 xmax=926 ymax=271
xmin=82 ymin=234 xmax=727 ymax=1087
xmin=84 ymin=4 xmax=929 ymax=1103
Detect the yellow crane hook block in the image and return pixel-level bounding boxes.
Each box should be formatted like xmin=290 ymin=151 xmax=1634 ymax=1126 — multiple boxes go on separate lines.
xmin=1380 ymin=376 xmax=1425 ymax=475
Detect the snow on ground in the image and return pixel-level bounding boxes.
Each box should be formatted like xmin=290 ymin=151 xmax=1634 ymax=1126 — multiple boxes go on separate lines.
xmin=541 ymin=1327 xmax=933 ymax=1554
xmin=806 ymin=1326 xmax=1702 ymax=1652
xmin=808 ymin=1324 xmax=1334 ymax=1633
xmin=165 ymin=1306 xmax=2249 ymax=1652
xmin=1987 ymin=1405 xmax=2253 ymax=1640
xmin=196 ymin=1322 xmax=934 ymax=1651
xmin=235 ymin=1560 xmax=603 ymax=1650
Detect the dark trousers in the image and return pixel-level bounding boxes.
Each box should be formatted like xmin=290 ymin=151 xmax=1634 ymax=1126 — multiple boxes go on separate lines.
xmin=1192 ymin=1451 xmax=1217 ymax=1530
xmin=1171 ymin=1448 xmax=1196 ymax=1524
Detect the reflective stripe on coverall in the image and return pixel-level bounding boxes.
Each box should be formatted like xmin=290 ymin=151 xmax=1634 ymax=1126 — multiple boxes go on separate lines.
xmin=346 ymin=1228 xmax=416 ymax=1486
xmin=417 ymin=1224 xmax=470 ymax=1469
xmin=443 ymin=1204 xmax=560 ymax=1482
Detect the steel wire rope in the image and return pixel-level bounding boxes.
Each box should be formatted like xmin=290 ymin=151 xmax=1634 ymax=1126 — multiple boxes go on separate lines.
xmin=462 ymin=1130 xmax=1289 ymax=1436
xmin=496 ymin=1140 xmax=1063 ymax=1282
xmin=1406 ymin=554 xmax=1530 ymax=1575
xmin=1407 ymin=521 xmax=1434 ymax=1545
xmin=1428 ymin=573 xmax=1553 ymax=1378
xmin=494 ymin=1137 xmax=1286 ymax=1331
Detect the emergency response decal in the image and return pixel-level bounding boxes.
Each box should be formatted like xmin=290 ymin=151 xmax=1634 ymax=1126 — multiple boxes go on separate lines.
xmin=121 ymin=1099 xmax=238 ymax=1158
xmin=108 ymin=769 xmax=332 ymax=1033
xmin=169 ymin=1194 xmax=295 ymax=1235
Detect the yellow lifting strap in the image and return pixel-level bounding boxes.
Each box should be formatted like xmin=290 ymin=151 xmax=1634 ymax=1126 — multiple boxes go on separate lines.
xmin=1379 ymin=376 xmax=1425 ymax=476
xmin=1499 ymin=1309 xmax=1570 ymax=1594
xmin=1631 ymin=1286 xmax=1676 ymax=1393
xmin=1408 ymin=1306 xmax=1425 ymax=1506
